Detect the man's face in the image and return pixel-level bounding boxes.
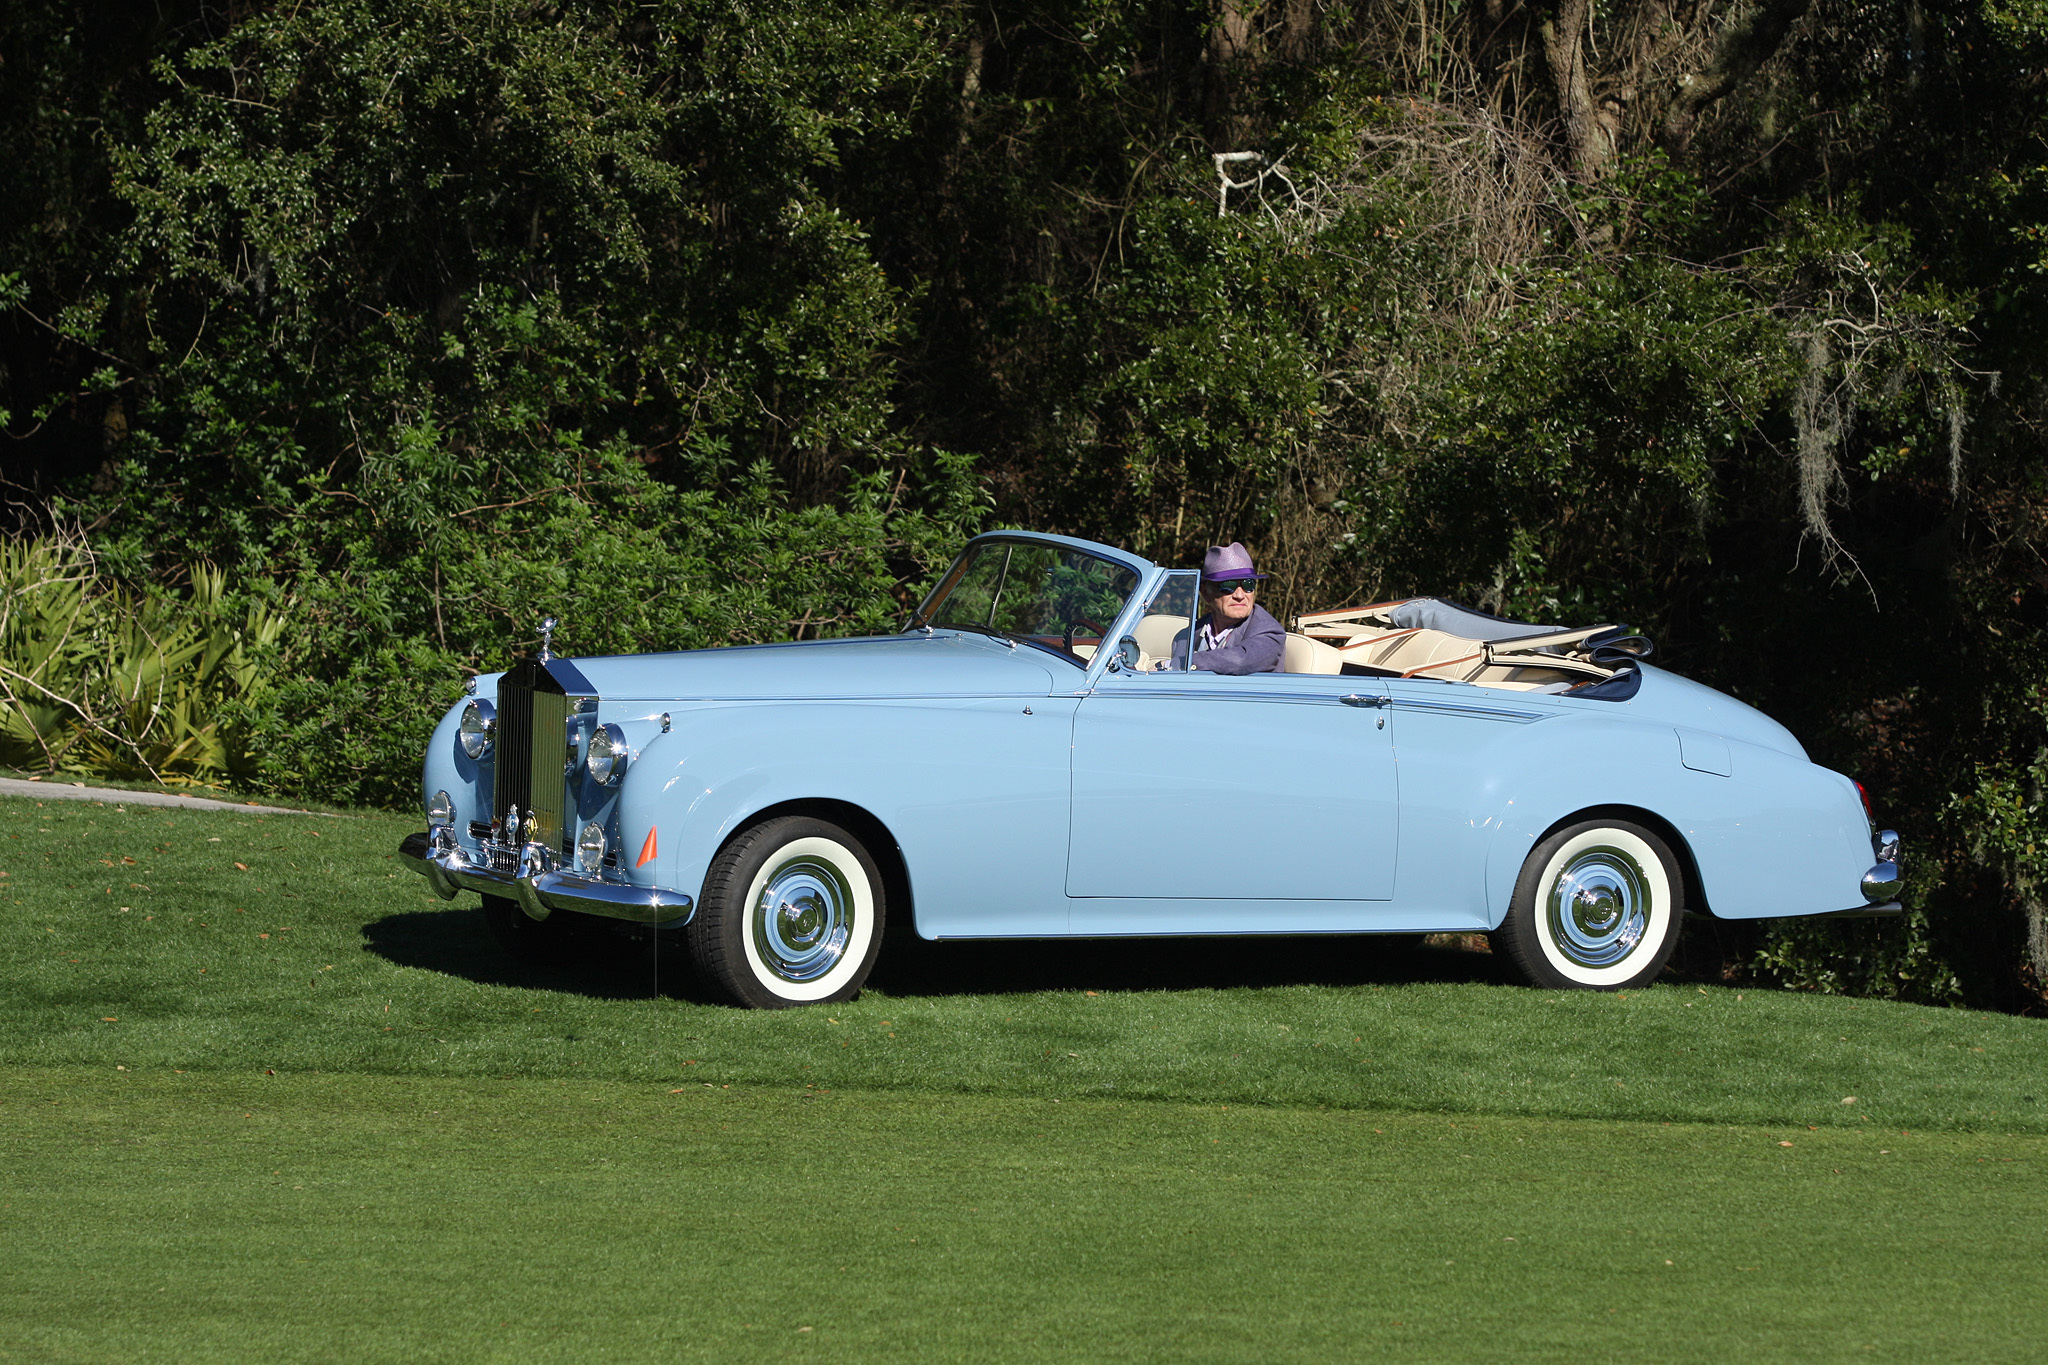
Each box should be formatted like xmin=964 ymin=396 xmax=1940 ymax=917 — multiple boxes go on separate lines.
xmin=1205 ymin=578 xmax=1257 ymax=627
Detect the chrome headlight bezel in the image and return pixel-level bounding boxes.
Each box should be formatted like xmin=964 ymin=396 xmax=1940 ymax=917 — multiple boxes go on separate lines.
xmin=586 ymin=722 xmax=630 ymax=787
xmin=458 ymin=698 xmax=496 ymax=760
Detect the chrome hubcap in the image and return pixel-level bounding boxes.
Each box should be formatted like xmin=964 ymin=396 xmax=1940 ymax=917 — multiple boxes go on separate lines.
xmin=1546 ymin=845 xmax=1652 ymax=968
xmin=752 ymin=855 xmax=854 ymax=983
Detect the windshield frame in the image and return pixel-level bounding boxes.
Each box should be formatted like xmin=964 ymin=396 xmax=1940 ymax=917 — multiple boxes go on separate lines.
xmin=906 ymin=532 xmax=1155 ymax=670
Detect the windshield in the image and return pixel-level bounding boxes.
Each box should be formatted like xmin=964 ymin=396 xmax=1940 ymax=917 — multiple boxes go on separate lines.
xmin=912 ymin=540 xmax=1141 ymax=666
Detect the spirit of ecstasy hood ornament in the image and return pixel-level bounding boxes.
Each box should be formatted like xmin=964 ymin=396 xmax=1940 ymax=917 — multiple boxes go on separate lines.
xmin=538 ymin=616 xmax=558 ymax=663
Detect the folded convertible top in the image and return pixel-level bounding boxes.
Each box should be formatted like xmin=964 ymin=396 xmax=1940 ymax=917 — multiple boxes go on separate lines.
xmin=1380 ymin=597 xmax=1562 ymax=643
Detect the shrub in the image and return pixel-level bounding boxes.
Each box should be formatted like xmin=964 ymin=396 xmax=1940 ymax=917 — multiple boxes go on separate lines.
xmin=0 ymin=534 xmax=289 ymax=787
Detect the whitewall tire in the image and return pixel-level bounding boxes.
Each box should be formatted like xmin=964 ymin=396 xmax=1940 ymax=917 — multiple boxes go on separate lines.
xmin=1497 ymin=819 xmax=1684 ymax=990
xmin=688 ymin=816 xmax=885 ymax=1008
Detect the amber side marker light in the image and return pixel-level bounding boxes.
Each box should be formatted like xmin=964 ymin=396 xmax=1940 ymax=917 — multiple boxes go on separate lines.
xmin=636 ymin=827 xmax=658 ymax=868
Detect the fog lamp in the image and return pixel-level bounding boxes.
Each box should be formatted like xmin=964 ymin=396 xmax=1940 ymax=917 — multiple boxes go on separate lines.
xmin=577 ymin=821 xmax=607 ymax=874
xmin=459 ymin=699 xmax=496 ymax=760
xmin=426 ymin=790 xmax=454 ymax=826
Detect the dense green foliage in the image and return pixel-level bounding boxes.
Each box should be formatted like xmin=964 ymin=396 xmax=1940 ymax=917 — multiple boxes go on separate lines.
xmin=5 ymin=1 xmax=2048 ymax=1006
xmin=2 ymin=0 xmax=984 ymax=802
xmin=0 ymin=535 xmax=287 ymax=784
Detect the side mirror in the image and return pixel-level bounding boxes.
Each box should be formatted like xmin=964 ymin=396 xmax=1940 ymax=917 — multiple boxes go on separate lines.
xmin=1108 ymin=636 xmax=1143 ymax=673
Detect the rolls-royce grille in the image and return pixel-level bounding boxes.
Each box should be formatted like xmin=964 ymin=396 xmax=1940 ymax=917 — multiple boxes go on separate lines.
xmin=490 ymin=665 xmax=572 ymax=857
xmin=495 ymin=678 xmax=534 ymax=830
xmin=526 ymin=688 xmax=568 ymax=855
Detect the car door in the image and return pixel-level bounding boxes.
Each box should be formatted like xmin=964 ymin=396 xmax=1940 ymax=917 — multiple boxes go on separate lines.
xmin=1065 ymin=670 xmax=1399 ymax=933
xmin=887 ymin=693 xmax=1083 ymax=938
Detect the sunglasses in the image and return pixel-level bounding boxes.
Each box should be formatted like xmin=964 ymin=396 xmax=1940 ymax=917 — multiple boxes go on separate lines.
xmin=1207 ymin=578 xmax=1258 ymax=596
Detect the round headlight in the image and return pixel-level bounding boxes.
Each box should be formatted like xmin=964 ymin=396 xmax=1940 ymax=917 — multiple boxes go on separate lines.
xmin=459 ymin=699 xmax=496 ymax=760
xmin=586 ymin=723 xmax=629 ymax=786
xmin=426 ymin=790 xmax=454 ymax=826
xmin=577 ymin=821 xmax=607 ymax=874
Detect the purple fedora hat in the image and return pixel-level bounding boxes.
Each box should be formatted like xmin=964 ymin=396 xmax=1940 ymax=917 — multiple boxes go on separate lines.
xmin=1201 ymin=542 xmax=1269 ymax=582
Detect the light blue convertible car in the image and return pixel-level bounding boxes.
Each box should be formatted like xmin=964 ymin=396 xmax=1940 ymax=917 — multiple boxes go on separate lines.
xmin=399 ymin=530 xmax=1903 ymax=1006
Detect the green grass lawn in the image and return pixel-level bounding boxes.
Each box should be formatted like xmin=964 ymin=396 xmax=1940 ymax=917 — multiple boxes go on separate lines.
xmin=3 ymin=794 xmax=2046 ymax=1361
xmin=8 ymin=1069 xmax=2042 ymax=1364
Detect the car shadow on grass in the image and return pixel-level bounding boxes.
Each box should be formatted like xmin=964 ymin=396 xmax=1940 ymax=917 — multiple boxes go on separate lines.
xmin=361 ymin=908 xmax=1516 ymax=1002
xmin=360 ymin=907 xmax=669 ymax=1000
xmin=865 ymin=933 xmax=1517 ymax=997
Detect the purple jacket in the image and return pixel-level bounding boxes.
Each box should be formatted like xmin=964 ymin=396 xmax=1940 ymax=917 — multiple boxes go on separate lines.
xmin=1171 ymin=604 xmax=1285 ymax=675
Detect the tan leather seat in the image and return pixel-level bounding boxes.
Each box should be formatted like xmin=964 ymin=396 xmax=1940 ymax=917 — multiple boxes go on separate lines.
xmin=1131 ymin=613 xmax=1186 ymax=661
xmin=1283 ymin=633 xmax=1343 ymax=675
xmin=1358 ymin=628 xmax=1482 ymax=675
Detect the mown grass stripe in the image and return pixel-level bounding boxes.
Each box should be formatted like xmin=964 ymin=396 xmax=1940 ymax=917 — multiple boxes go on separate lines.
xmin=3 ymin=1069 xmax=2042 ymax=1364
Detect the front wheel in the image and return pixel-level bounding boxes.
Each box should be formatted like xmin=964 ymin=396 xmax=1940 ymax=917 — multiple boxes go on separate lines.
xmin=687 ymin=815 xmax=886 ymax=1008
xmin=1495 ymin=819 xmax=1684 ymax=990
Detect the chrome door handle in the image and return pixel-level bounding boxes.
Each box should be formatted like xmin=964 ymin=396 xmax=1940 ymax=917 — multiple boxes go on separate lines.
xmin=1339 ymin=694 xmax=1390 ymax=708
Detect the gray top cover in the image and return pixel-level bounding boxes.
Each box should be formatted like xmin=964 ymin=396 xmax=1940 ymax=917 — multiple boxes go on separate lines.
xmin=1386 ymin=598 xmax=1557 ymax=642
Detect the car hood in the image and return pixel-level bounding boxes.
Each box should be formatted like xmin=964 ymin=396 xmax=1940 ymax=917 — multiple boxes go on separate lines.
xmin=1625 ymin=665 xmax=1807 ymax=760
xmin=543 ymin=631 xmax=1067 ymax=701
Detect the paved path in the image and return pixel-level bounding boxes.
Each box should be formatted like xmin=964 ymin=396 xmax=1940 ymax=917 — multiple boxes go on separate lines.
xmin=0 ymin=777 xmax=332 ymax=816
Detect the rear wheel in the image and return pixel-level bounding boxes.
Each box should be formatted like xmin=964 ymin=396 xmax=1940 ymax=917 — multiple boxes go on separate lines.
xmin=687 ymin=815 xmax=886 ymax=1008
xmin=1495 ymin=819 xmax=1684 ymax=990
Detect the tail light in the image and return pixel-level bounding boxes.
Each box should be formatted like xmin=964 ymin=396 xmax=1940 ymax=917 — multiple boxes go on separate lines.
xmin=1855 ymin=781 xmax=1875 ymax=824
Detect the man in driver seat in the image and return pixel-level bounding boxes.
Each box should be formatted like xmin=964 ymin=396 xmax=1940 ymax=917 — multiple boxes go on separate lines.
xmin=1171 ymin=542 xmax=1285 ymax=674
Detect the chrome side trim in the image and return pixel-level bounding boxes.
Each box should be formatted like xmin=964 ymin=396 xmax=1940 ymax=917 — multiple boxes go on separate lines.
xmin=1386 ymin=697 xmax=1545 ymax=723
xmin=1091 ymin=686 xmax=1400 ymax=707
xmin=398 ymin=831 xmax=695 ymax=926
xmin=1808 ymin=901 xmax=1904 ymax=918
xmin=1085 ymin=679 xmax=1540 ymax=720
xmin=598 ymin=691 xmax=1061 ymax=705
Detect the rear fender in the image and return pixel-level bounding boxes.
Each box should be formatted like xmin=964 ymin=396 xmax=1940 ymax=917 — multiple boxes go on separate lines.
xmin=1477 ymin=720 xmax=1872 ymax=923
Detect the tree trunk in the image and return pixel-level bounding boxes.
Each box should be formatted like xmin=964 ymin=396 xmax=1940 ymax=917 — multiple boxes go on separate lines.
xmin=1539 ymin=0 xmax=1622 ymax=178
xmin=1206 ymin=0 xmax=1264 ymax=148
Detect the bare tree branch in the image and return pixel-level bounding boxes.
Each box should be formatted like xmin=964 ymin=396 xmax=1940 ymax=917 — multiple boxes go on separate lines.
xmin=1661 ymin=0 xmax=1813 ymax=153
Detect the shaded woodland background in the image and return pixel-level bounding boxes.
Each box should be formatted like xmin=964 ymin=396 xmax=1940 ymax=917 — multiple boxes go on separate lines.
xmin=4 ymin=0 xmax=2047 ymax=1008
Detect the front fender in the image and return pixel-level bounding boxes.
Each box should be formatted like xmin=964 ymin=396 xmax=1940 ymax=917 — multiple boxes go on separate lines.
xmin=421 ymin=693 xmax=490 ymax=831
xmin=610 ymin=696 xmax=1077 ymax=938
xmin=611 ymin=703 xmax=909 ymax=909
xmin=614 ymin=745 xmax=773 ymax=901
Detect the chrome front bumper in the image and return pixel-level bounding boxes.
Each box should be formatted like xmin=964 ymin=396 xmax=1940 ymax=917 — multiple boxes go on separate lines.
xmin=398 ymin=829 xmax=694 ymax=927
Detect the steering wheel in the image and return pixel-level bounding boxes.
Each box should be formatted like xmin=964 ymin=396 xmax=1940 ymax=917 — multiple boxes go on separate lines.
xmin=1062 ymin=617 xmax=1108 ymax=652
